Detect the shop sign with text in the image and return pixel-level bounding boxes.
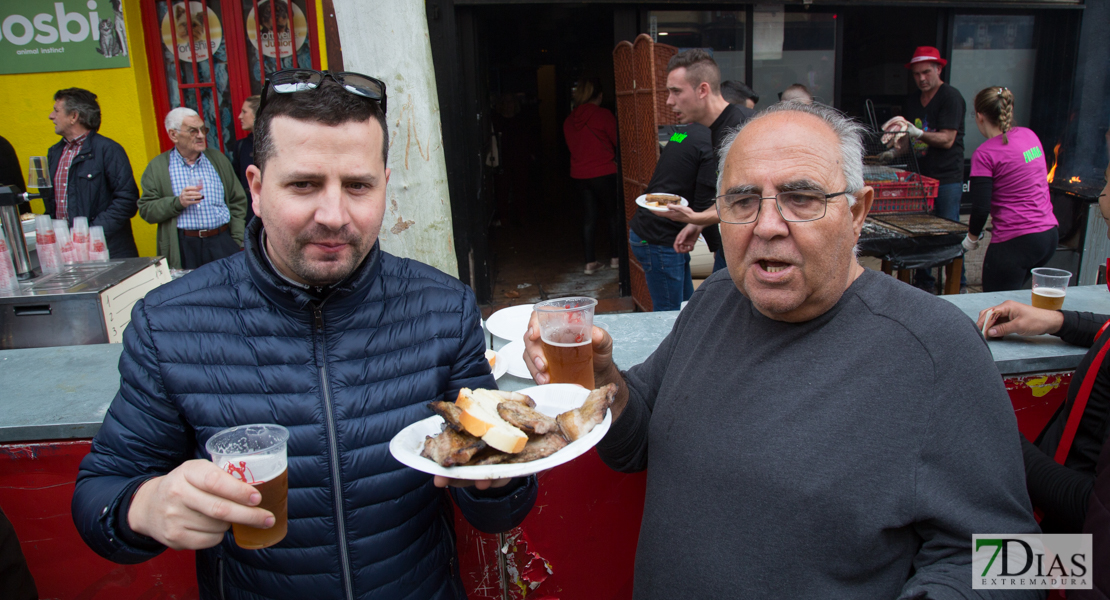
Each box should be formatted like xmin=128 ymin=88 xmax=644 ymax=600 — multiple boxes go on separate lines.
xmin=1 ymin=0 xmax=130 ymax=75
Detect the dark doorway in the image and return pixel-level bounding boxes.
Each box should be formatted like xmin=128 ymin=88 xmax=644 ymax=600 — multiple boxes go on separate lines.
xmin=476 ymin=4 xmax=629 ymax=310
xmin=839 ymin=7 xmax=942 ymax=128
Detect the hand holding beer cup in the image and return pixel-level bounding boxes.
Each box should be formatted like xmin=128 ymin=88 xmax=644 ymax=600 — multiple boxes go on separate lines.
xmin=975 ymin=299 xmax=1065 ymax=339
xmin=524 ymin=301 xmax=614 ymax=387
xmin=205 ymin=424 xmax=290 ymax=549
xmin=526 ymin=297 xmax=601 ymax=388
xmin=127 ymin=458 xmax=275 ymax=551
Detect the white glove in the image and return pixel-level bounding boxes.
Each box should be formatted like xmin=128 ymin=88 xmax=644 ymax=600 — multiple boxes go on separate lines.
xmin=881 ymin=117 xmax=924 ymax=145
xmin=961 ymin=234 xmax=980 ymax=253
xmin=905 ymin=122 xmax=924 ymax=139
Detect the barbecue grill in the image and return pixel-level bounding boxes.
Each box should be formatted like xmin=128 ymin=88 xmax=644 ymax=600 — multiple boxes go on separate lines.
xmin=857 ymin=101 xmax=968 ymax=294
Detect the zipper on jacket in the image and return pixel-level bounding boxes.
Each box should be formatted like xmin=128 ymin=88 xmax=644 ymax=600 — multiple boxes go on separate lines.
xmin=217 ymin=555 xmax=226 ymax=600
xmin=314 ymin=306 xmax=355 ymax=600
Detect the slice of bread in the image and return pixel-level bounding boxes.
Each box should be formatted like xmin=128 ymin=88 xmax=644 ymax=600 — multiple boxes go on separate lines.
xmin=456 ymin=388 xmax=528 ymax=453
xmin=485 ymin=349 xmax=497 ymax=368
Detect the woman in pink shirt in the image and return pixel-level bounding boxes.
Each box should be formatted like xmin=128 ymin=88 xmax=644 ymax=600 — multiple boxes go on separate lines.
xmin=964 ymin=87 xmax=1058 ymax=291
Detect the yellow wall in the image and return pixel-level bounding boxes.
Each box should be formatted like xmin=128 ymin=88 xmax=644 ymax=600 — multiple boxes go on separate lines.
xmin=0 ymin=0 xmax=161 ymax=257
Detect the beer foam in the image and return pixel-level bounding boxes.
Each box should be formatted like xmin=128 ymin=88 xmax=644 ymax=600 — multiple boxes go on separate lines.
xmin=216 ymin=452 xmax=286 ymax=484
xmin=1033 ymin=288 xmax=1066 ymax=298
xmin=540 ymin=337 xmax=591 ymax=348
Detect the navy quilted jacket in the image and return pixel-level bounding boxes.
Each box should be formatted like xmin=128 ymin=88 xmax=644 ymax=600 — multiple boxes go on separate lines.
xmin=72 ymin=219 xmax=537 ymax=599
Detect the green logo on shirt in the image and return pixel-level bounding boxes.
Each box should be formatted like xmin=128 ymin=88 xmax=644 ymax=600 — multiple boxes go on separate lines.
xmin=669 ymin=132 xmax=688 ymax=143
xmin=1023 ymin=147 xmax=1043 ymax=163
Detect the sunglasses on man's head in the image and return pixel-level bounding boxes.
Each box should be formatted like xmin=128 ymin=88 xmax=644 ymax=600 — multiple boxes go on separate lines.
xmin=259 ymin=69 xmax=387 ymax=115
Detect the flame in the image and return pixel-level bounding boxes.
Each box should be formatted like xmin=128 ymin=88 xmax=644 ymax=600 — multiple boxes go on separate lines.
xmin=1069 ymin=176 xmax=1081 ymax=184
xmin=1047 ymin=143 xmax=1061 ymax=183
xmin=1043 ymin=143 xmax=1061 ymax=182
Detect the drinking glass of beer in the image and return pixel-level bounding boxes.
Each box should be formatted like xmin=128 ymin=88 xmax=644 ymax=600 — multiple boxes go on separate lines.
xmin=206 ymin=424 xmax=289 ymax=550
xmin=535 ymin=297 xmax=597 ymax=388
xmin=1031 ymin=268 xmax=1071 ymax=310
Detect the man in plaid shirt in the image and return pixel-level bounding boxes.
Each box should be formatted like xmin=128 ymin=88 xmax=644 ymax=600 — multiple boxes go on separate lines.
xmin=138 ymin=107 xmax=247 ymax=269
xmin=44 ymin=88 xmax=140 ymax=258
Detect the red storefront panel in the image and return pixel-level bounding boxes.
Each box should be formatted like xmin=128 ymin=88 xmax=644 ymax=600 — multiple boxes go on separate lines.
xmin=0 ymin=440 xmax=197 ymax=600
xmin=140 ymin=0 xmax=321 ymax=153
xmin=455 ymin=449 xmax=646 ymax=600
xmin=1005 ymin=371 xmax=1071 ymax=442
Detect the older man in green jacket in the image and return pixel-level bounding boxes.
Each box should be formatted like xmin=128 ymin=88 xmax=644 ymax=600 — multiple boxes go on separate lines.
xmin=139 ymin=107 xmax=246 ymax=269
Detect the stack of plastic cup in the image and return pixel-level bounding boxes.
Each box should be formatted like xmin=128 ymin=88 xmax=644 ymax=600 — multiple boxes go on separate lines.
xmin=35 ymin=215 xmax=64 ymax=274
xmin=0 ymin=229 xmax=19 ymax=294
xmin=54 ymin=219 xmax=76 ymax=264
xmin=72 ymin=216 xmax=90 ymax=262
xmin=89 ymin=226 xmax=110 ymax=261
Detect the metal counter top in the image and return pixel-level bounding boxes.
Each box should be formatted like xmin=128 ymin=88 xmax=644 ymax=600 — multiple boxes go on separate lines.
xmin=3 ymin=284 xmax=1108 ymax=443
xmin=0 ymin=343 xmax=123 ymax=442
xmin=940 ymin=285 xmax=1110 ymax=375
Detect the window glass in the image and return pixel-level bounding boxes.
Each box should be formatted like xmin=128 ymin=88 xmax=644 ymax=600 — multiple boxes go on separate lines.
xmin=157 ymin=0 xmax=234 ymax=152
xmin=949 ymin=15 xmax=1037 ymax=159
xmin=751 ymin=11 xmax=835 ymax=106
xmin=241 ymin=0 xmax=315 ymax=95
xmin=648 ymin=11 xmax=745 ymax=83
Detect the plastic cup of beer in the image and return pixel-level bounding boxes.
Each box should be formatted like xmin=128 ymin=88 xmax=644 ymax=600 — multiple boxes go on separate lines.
xmin=535 ymin=297 xmax=597 ymax=388
xmin=1031 ymin=268 xmax=1071 ymax=310
xmin=27 ymin=157 xmax=51 ymax=190
xmin=205 ymin=424 xmax=289 ymax=550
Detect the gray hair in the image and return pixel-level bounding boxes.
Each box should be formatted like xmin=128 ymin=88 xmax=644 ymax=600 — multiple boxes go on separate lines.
xmin=164 ymin=107 xmax=200 ymax=133
xmin=716 ymin=101 xmax=867 ymax=206
xmin=54 ymin=88 xmax=101 ymax=131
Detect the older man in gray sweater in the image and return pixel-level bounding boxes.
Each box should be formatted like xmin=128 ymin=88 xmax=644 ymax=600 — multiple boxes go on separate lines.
xmin=524 ymin=102 xmax=1042 ymax=599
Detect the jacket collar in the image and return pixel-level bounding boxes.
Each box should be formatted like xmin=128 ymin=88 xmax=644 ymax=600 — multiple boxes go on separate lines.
xmin=51 ymin=131 xmax=99 ymax=159
xmin=244 ymin=216 xmax=383 ymax=315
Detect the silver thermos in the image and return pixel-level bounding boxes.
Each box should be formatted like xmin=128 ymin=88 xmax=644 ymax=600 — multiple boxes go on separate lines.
xmin=0 ymin=185 xmax=37 ymax=279
xmin=1 ymin=156 xmax=52 ymax=279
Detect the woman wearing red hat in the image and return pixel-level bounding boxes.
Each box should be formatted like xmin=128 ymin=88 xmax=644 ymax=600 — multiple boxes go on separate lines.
xmin=883 ymin=46 xmax=968 ymax=293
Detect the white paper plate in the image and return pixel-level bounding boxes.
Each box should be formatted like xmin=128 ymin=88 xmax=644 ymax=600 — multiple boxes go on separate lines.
xmin=498 ymin=339 xmax=532 ymax=379
xmin=635 ymin=193 xmax=689 ymax=213
xmin=489 ymin=351 xmax=508 ymax=380
xmin=485 ymin=304 xmax=535 ymax=342
xmin=389 ymin=384 xmax=611 ymax=480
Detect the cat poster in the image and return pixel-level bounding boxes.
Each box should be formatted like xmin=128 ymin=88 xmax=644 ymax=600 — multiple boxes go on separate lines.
xmin=0 ymin=0 xmax=131 ymax=74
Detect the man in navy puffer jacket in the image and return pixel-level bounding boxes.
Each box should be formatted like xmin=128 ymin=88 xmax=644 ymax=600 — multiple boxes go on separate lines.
xmin=72 ymin=72 xmax=537 ymax=599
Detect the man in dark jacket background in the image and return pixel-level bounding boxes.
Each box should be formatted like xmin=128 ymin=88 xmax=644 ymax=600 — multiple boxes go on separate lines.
xmin=44 ymin=88 xmax=139 ymax=258
xmin=72 ymin=72 xmax=536 ymax=599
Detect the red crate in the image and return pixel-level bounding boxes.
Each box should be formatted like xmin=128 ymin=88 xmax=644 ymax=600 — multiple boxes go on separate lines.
xmin=867 ymin=171 xmax=939 ymax=213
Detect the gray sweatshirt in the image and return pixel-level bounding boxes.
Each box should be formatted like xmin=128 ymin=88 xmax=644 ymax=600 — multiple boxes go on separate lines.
xmin=598 ymin=268 xmax=1043 ymax=599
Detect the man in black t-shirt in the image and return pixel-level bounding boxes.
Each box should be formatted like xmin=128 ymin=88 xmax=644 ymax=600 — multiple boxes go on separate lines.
xmin=629 ymin=124 xmax=716 ymax=310
xmin=656 ymin=50 xmax=748 ymax=274
xmin=884 ymin=46 xmax=967 ymax=292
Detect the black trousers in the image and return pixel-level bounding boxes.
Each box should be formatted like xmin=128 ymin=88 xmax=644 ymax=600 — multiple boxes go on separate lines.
xmin=576 ymin=173 xmax=621 ymax=264
xmin=0 ymin=508 xmax=37 ymax=600
xmin=178 ymin=227 xmax=241 ymax=270
xmin=982 ymin=227 xmax=1058 ymax=292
